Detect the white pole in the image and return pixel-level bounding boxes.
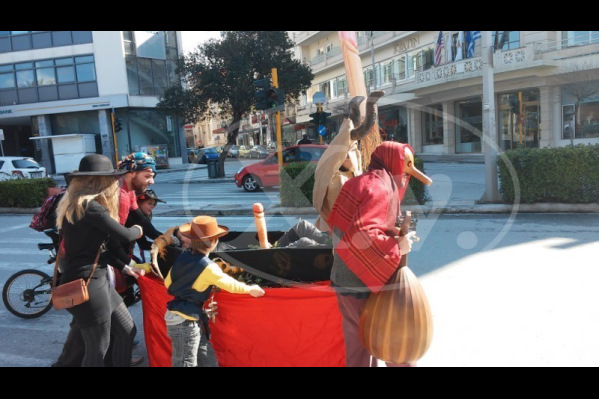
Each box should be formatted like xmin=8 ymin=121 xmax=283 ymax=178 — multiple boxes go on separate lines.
xmin=480 ymin=31 xmax=500 ymax=202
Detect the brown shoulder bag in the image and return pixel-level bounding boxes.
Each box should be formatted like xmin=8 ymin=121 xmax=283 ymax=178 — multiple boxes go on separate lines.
xmin=51 ymin=245 xmax=102 ymax=310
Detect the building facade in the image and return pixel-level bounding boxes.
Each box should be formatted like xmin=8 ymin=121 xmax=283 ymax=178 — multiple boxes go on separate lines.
xmin=290 ymin=31 xmax=599 ymax=155
xmin=0 ymin=31 xmax=186 ymax=173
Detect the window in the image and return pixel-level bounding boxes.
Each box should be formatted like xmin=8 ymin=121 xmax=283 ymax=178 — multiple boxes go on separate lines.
xmin=563 ymin=31 xmax=599 ymax=47
xmin=493 ymin=31 xmax=520 ymax=51
xmin=423 ymin=104 xmax=444 ymax=145
xmin=0 ymin=31 xmax=92 ymax=53
xmin=0 ymin=55 xmax=97 ymax=103
xmin=455 ymin=99 xmax=482 ymax=153
xmin=12 ymin=159 xmax=41 ymax=168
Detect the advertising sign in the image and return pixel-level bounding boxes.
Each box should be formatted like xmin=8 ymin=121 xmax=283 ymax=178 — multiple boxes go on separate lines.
xmin=137 ymin=144 xmax=169 ymax=169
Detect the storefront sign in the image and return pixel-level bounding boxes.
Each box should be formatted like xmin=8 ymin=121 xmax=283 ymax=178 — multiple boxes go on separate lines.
xmin=393 ymin=36 xmax=420 ymax=54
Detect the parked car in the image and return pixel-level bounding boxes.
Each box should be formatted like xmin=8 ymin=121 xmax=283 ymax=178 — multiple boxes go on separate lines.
xmin=235 ymin=144 xmax=327 ymax=192
xmin=227 ymin=145 xmax=240 ymax=158
xmin=238 ymin=145 xmax=251 ymax=158
xmin=0 ymin=156 xmax=47 ymax=181
xmin=248 ymin=145 xmax=268 ymax=159
xmin=198 ymin=147 xmax=220 ymax=164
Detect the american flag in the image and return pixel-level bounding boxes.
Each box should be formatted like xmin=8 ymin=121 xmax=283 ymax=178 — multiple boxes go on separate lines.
xmin=434 ymin=31 xmax=445 ymax=66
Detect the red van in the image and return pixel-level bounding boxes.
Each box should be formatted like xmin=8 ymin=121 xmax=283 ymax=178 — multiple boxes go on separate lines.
xmin=235 ymin=144 xmax=327 ymax=192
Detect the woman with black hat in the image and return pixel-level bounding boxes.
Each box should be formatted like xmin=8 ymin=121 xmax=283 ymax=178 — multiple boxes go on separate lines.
xmin=54 ymin=153 xmax=146 ymax=367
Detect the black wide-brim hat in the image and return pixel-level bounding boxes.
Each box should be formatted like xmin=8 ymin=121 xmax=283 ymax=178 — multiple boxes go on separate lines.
xmin=69 ymin=154 xmax=128 ymax=177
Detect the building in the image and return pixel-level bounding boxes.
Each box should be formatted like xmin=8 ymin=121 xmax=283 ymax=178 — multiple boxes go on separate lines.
xmin=0 ymin=31 xmax=187 ymax=173
xmin=290 ymin=31 xmax=599 ymax=155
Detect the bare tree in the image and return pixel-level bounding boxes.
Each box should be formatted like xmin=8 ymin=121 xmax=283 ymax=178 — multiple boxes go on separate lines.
xmin=553 ymin=62 xmax=599 ymax=146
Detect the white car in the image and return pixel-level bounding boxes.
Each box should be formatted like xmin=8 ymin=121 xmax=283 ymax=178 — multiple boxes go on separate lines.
xmin=0 ymin=157 xmax=47 ymax=181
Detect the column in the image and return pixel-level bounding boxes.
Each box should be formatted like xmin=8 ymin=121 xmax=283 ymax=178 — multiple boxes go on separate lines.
xmin=443 ymin=102 xmax=456 ymax=154
xmin=97 ymin=109 xmax=116 ymax=164
xmin=35 ymin=115 xmax=53 ymax=174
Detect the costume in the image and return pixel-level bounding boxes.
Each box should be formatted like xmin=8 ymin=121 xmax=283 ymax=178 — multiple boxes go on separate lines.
xmin=328 ymin=142 xmax=415 ymax=367
xmin=313 ymin=118 xmax=361 ymax=232
xmin=165 ymin=250 xmax=254 ymax=367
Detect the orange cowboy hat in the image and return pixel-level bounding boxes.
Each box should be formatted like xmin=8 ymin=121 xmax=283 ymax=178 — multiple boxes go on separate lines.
xmin=179 ymin=215 xmax=229 ymax=240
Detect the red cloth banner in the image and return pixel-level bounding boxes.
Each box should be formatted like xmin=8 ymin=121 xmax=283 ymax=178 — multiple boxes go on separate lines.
xmin=210 ymin=281 xmax=346 ymax=367
xmin=137 ymin=274 xmax=174 ymax=367
xmin=138 ymin=276 xmax=346 ymax=367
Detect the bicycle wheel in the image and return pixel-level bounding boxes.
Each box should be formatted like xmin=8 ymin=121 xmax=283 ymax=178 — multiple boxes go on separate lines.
xmin=2 ymin=269 xmax=53 ymax=319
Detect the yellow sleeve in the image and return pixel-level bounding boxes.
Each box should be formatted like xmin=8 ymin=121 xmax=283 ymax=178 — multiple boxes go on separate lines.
xmin=192 ymin=263 xmax=252 ymax=294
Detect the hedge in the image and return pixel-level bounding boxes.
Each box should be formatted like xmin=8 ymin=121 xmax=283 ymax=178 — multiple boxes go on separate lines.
xmin=0 ymin=177 xmax=57 ymax=208
xmin=280 ymin=157 xmax=430 ymax=208
xmin=497 ymin=144 xmax=599 ymax=203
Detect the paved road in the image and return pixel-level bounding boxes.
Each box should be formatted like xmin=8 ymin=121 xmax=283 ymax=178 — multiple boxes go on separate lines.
xmin=1 ymin=212 xmax=598 ymax=367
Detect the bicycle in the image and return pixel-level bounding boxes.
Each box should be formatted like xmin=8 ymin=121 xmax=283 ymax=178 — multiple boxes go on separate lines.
xmin=2 ymin=228 xmax=142 ymax=319
xmin=2 ymin=229 xmax=57 ymax=319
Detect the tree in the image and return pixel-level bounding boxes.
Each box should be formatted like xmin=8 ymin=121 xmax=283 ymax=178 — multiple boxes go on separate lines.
xmin=158 ymin=31 xmax=314 ymax=177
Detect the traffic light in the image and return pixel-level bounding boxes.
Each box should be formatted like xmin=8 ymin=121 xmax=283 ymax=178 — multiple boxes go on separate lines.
xmin=309 ymin=111 xmax=321 ymax=126
xmin=254 ymin=78 xmax=271 ymax=111
xmin=320 ymin=111 xmax=331 ymax=126
xmin=114 ymin=118 xmax=123 ymax=132
xmin=268 ymin=87 xmax=285 ymax=109
xmin=254 ymin=78 xmax=285 ymax=110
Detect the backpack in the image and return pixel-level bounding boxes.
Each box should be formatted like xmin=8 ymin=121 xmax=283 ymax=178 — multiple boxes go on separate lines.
xmin=29 ymin=188 xmax=65 ymax=232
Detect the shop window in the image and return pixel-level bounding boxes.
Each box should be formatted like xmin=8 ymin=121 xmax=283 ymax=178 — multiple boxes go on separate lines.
xmin=422 ymin=104 xmax=444 ymax=145
xmin=498 ymin=89 xmax=540 ymax=150
xmin=455 ymin=99 xmax=482 ymax=153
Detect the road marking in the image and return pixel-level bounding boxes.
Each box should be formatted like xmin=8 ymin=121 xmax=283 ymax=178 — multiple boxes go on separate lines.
xmin=0 ymin=224 xmax=29 ymax=234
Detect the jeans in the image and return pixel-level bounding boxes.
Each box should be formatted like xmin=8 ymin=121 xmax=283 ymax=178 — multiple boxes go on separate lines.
xmin=167 ymin=319 xmax=218 ymax=367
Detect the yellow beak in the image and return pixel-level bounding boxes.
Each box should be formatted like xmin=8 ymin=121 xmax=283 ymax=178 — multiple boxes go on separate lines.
xmin=404 ymin=148 xmax=433 ymax=186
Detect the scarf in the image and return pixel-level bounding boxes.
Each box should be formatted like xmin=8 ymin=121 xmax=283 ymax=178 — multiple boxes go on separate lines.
xmin=328 ymin=142 xmax=413 ymax=292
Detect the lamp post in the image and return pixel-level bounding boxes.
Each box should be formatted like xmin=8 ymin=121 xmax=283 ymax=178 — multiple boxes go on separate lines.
xmin=480 ymin=31 xmax=500 ymax=203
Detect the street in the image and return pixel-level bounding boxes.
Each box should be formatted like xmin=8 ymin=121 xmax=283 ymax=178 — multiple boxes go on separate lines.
xmin=1 ymin=211 xmax=598 ymax=366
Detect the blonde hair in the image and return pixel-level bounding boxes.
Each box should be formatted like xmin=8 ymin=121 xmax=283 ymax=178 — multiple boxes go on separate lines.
xmin=190 ymin=238 xmax=218 ymax=255
xmin=56 ymin=175 xmax=120 ymax=229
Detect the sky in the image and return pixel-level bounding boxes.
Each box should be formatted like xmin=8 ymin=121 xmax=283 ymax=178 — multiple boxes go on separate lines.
xmin=180 ymin=31 xmax=221 ymax=54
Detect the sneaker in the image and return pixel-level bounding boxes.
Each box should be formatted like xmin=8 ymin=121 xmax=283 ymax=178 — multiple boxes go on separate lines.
xmin=130 ymin=355 xmax=144 ymax=367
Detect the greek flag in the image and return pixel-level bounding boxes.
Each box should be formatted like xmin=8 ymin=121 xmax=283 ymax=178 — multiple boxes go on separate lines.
xmin=467 ymin=31 xmax=481 ymax=58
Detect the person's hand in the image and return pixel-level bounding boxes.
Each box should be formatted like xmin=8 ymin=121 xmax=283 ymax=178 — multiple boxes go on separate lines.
xmin=132 ymin=225 xmax=143 ymax=239
xmin=133 ymin=263 xmax=152 ymax=275
xmin=396 ymin=231 xmax=417 ymax=255
xmin=249 ymin=285 xmax=265 ymax=298
xmin=122 ymin=264 xmax=145 ymax=279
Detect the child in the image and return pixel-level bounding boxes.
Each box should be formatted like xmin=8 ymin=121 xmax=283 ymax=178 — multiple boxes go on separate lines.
xmin=164 ymin=215 xmax=265 ymax=367
xmin=133 ymin=189 xmax=166 ymax=263
xmin=137 ymin=189 xmax=165 ymax=221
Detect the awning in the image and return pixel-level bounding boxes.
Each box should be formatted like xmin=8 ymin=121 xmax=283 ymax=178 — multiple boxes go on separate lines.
xmin=295 ymin=114 xmax=311 ymax=123
xmin=212 ymin=128 xmax=226 ymax=134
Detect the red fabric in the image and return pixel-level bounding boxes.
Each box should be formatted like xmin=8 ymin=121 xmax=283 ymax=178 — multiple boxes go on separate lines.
xmin=209 ymin=281 xmax=346 ymax=367
xmin=137 ymin=274 xmax=174 ymax=367
xmin=118 ymin=181 xmax=138 ymax=225
xmin=328 ymin=142 xmax=412 ymax=293
xmin=137 ymin=276 xmax=346 ymax=367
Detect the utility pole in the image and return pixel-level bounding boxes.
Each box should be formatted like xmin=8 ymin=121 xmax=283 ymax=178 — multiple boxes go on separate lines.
xmin=271 ymin=68 xmax=284 ymax=169
xmin=480 ymin=31 xmax=500 ymax=203
xmin=110 ymin=109 xmax=119 ymax=166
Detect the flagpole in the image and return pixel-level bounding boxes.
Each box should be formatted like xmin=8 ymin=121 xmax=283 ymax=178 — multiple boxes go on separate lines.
xmin=480 ymin=31 xmax=500 ymax=203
